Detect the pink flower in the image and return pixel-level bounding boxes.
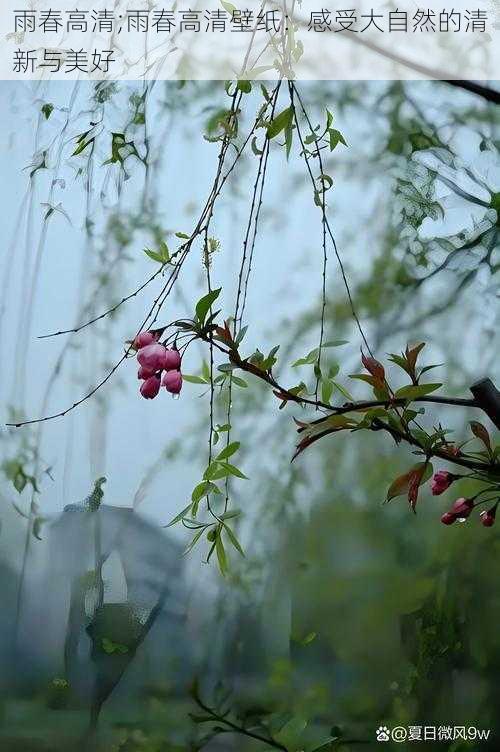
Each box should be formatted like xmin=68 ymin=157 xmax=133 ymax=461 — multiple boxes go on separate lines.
xmin=164 ymin=348 xmax=181 ymax=371
xmin=137 ymin=365 xmax=156 ymax=380
xmin=449 ymin=497 xmax=474 ymax=520
xmin=480 ymin=507 xmax=497 ymax=528
xmin=133 ymin=331 xmax=156 ymax=349
xmin=441 ymin=511 xmax=456 ymax=526
xmin=441 ymin=497 xmax=474 ymax=526
xmin=137 ymin=343 xmax=166 ymax=371
xmin=431 ymin=470 xmax=453 ymax=496
xmin=162 ymin=369 xmax=182 ymax=394
xmin=140 ymin=376 xmax=161 ymax=399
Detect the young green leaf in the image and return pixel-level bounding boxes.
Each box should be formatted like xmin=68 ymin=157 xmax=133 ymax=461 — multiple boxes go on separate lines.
xmin=216 ymin=441 xmax=240 ymax=461
xmin=231 ymin=376 xmax=248 ymax=388
xmin=220 ymin=462 xmax=247 ymax=479
xmin=267 ymin=107 xmax=293 ymax=140
xmin=395 ymin=383 xmax=442 ymax=400
xmin=223 ymin=523 xmax=245 ymax=556
xmin=164 ymin=503 xmax=192 ymax=528
xmin=183 ymin=374 xmax=208 ymax=384
xmin=216 ymin=532 xmax=228 ymax=575
xmin=183 ymin=528 xmax=205 ymax=556
xmin=196 ymin=287 xmax=221 ymax=325
xmin=237 ymin=80 xmax=252 ymax=93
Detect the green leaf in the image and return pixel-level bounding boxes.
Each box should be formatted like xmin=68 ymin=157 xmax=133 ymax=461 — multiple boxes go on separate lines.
xmin=220 ymin=462 xmax=248 ymax=479
xmin=267 ymin=107 xmax=293 ymax=140
xmin=175 ymin=231 xmax=190 ymax=239
xmin=216 ymin=532 xmax=228 ymax=575
xmin=328 ymin=363 xmax=340 ymax=378
xmin=235 ymin=325 xmax=248 ymax=345
xmin=182 ymin=374 xmax=208 ymax=384
xmin=251 ymin=136 xmax=264 ymax=156
xmin=395 ymin=383 xmax=442 ymax=400
xmin=220 ymin=509 xmax=240 ymax=520
xmin=292 ymin=348 xmax=319 ymax=367
xmin=328 ymin=128 xmax=347 ymax=150
xmin=223 ymin=523 xmax=245 ymax=556
xmin=220 ymin=0 xmax=236 ymax=12
xmin=231 ymin=376 xmax=248 ymax=388
xmin=318 ymin=173 xmax=333 ymax=190
xmin=285 ymin=121 xmax=294 ymax=160
xmin=300 ymin=631 xmax=317 ymax=646
xmin=164 ymin=503 xmax=191 ymax=528
xmin=72 ymin=134 xmax=93 ymax=156
xmin=196 ymin=287 xmax=221 ymax=325
xmin=237 ymin=80 xmax=252 ymax=93
xmin=216 ymin=441 xmax=240 ymax=461
xmin=41 ymin=103 xmax=54 ymax=120
xmin=323 ymin=340 xmax=348 ymax=347
xmin=191 ymin=481 xmax=220 ymax=503
xmin=183 ymin=528 xmax=205 ymax=556
xmin=321 ymin=379 xmax=334 ymax=404
xmin=144 ymin=249 xmax=164 ymax=263
xmin=13 ymin=470 xmax=27 ymax=494
xmin=331 ymin=381 xmax=353 ymax=400
xmin=158 ymin=241 xmax=170 ymax=261
xmin=102 ymin=637 xmax=129 ymax=655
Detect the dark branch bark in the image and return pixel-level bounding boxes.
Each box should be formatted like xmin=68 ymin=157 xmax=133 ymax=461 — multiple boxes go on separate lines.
xmin=470 ymin=379 xmax=500 ymax=430
xmin=443 ymin=80 xmax=500 ymax=105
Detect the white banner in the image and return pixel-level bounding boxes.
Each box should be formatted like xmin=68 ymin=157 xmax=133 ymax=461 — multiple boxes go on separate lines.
xmin=1 ymin=0 xmax=499 ymax=80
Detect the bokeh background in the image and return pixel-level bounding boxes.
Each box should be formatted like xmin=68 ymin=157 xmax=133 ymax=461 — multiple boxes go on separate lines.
xmin=0 ymin=79 xmax=499 ymax=751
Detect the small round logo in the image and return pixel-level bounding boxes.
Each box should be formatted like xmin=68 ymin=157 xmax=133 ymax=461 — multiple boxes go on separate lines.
xmin=391 ymin=726 xmax=408 ymax=743
xmin=376 ymin=726 xmax=390 ymax=742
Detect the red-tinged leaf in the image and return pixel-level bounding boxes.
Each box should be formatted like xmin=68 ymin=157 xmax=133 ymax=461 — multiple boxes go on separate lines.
xmin=361 ymin=353 xmax=385 ymax=384
xmin=386 ymin=469 xmax=415 ymax=501
xmin=349 ymin=373 xmax=379 ymax=388
xmin=470 ymin=420 xmax=491 ymax=453
xmin=216 ymin=326 xmax=232 ymax=342
xmin=405 ymin=342 xmax=426 ymax=371
xmin=292 ymin=436 xmax=315 ymax=461
xmin=441 ymin=443 xmax=462 ymax=457
xmin=386 ymin=461 xmax=432 ymax=508
xmin=408 ymin=470 xmax=423 ymax=512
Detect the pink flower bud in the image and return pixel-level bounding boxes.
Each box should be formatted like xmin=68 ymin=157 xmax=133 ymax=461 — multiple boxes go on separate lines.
xmin=480 ymin=507 xmax=497 ymax=528
xmin=137 ymin=365 xmax=156 ymax=380
xmin=162 ymin=369 xmax=182 ymax=394
xmin=134 ymin=331 xmax=156 ymax=349
xmin=431 ymin=470 xmax=453 ymax=496
xmin=140 ymin=376 xmax=161 ymax=399
xmin=450 ymin=497 xmax=474 ymax=520
xmin=164 ymin=348 xmax=181 ymax=371
xmin=137 ymin=343 xmax=166 ymax=371
xmin=441 ymin=511 xmax=457 ymax=526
